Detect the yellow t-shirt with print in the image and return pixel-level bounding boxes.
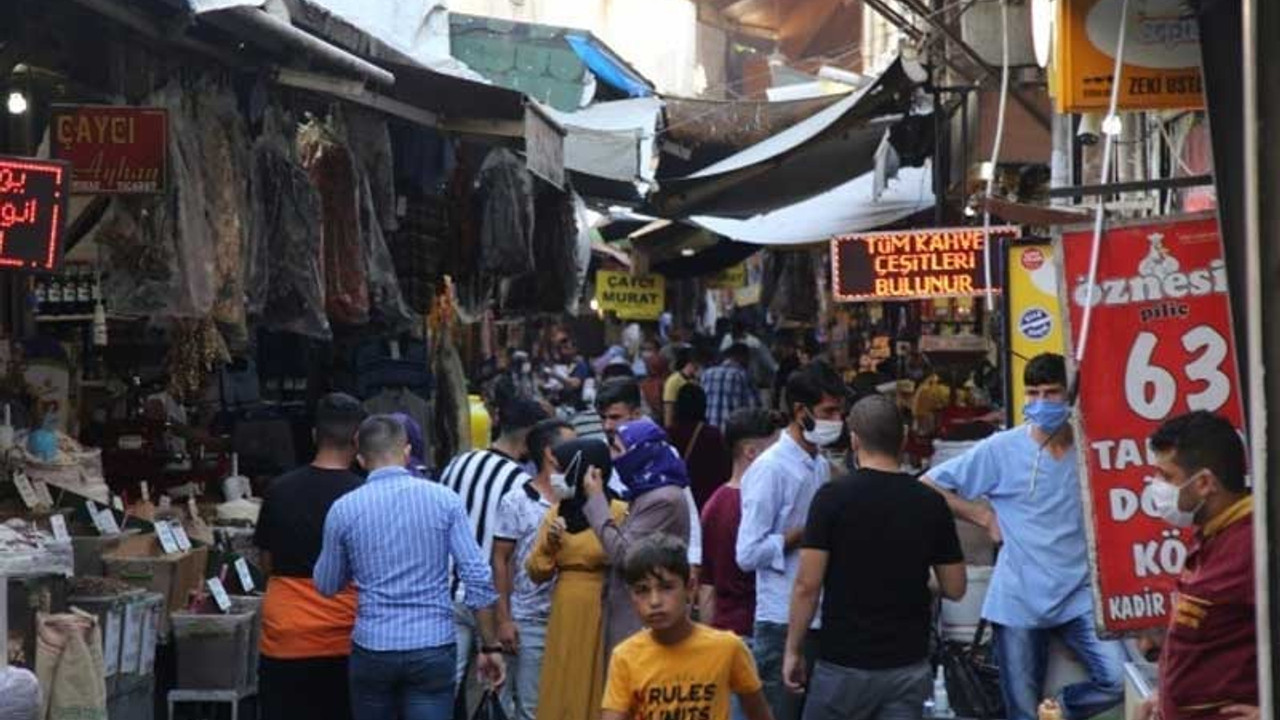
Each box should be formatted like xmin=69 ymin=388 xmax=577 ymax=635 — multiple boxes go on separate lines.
xmin=603 ymin=624 xmax=762 ymax=720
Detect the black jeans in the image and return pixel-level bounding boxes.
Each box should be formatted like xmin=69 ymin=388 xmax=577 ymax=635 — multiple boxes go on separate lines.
xmin=259 ymin=655 xmax=352 ymax=720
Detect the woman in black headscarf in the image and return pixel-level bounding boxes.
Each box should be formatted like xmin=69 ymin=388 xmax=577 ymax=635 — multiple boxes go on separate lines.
xmin=525 ymin=438 xmax=626 ymax=720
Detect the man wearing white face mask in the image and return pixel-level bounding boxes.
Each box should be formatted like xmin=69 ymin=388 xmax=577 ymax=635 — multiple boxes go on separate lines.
xmin=737 ymin=362 xmax=847 ymax=720
xmin=491 ymin=418 xmax=577 ymax=720
xmin=1140 ymin=411 xmax=1257 ymax=720
xmin=921 ymin=353 xmax=1124 ymax=720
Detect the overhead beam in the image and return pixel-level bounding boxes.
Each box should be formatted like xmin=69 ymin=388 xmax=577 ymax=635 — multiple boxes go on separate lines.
xmin=1045 ymin=174 xmax=1213 ymax=198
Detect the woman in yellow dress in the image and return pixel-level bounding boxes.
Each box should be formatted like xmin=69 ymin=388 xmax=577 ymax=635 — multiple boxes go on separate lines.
xmin=526 ymin=438 xmax=627 ymax=720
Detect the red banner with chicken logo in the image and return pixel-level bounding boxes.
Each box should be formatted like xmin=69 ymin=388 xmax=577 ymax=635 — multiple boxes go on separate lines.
xmin=1058 ymin=213 xmax=1246 ymax=635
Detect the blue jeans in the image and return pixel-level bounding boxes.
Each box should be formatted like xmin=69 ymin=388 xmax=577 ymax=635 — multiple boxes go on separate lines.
xmin=992 ymin=614 xmax=1125 ymax=720
xmin=349 ymin=644 xmax=457 ymax=720
xmin=754 ymin=622 xmax=818 ymax=720
xmin=499 ymin=619 xmax=547 ymax=720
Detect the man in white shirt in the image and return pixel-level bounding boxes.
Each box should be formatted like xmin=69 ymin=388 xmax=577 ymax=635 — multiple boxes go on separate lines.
xmin=737 ymin=362 xmax=846 ymax=720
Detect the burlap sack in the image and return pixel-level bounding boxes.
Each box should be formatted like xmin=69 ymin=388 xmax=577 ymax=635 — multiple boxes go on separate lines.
xmin=34 ymin=609 xmax=106 ymax=720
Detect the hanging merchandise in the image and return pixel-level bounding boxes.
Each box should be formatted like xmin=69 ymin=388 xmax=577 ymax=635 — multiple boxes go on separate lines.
xmin=391 ymin=196 xmax=450 ymax=314
xmin=344 ymin=107 xmax=398 ymax=233
xmin=249 ymin=107 xmax=330 ymax=340
xmin=198 ymin=82 xmax=254 ymax=349
xmin=98 ymin=79 xmax=217 ymax=319
xmin=761 ymin=250 xmax=820 ymax=324
xmin=447 ymin=146 xmax=494 ymax=321
xmin=475 ymin=148 xmax=536 ymax=277
xmin=166 ymin=317 xmax=232 ymax=402
xmin=358 ymin=173 xmax=414 ymax=331
xmin=299 ymin=116 xmax=371 ymax=326
xmin=503 ymin=185 xmax=577 ymax=314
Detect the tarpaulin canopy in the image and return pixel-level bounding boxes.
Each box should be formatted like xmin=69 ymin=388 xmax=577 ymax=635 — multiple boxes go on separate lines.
xmin=647 ymin=57 xmax=929 ymax=220
xmin=543 ymin=97 xmax=663 ymax=183
xmin=689 ymin=162 xmax=934 ymax=246
xmin=565 ymin=34 xmax=655 ymax=99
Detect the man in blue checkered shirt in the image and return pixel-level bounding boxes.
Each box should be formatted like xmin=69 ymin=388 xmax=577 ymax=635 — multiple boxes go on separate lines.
xmin=701 ymin=344 xmax=761 ymax=429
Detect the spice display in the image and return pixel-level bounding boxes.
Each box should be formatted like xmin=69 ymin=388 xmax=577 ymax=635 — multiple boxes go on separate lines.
xmin=165 ymin=318 xmax=231 ymax=402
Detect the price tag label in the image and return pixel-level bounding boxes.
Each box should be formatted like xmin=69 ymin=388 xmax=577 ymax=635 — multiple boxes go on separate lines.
xmin=234 ymin=557 xmax=255 ymax=593
xmin=12 ymin=471 xmax=38 ymax=508
xmin=172 ymin=523 xmax=192 ymax=551
xmin=34 ymin=480 xmax=54 ymax=507
xmin=85 ymin=500 xmax=103 ymax=532
xmin=206 ymin=578 xmax=232 ymax=613
xmin=49 ymin=514 xmax=70 ymax=542
xmin=154 ymin=521 xmax=179 ymax=554
xmin=98 ymin=509 xmax=121 ymax=536
xmin=111 ymin=495 xmax=125 ymax=512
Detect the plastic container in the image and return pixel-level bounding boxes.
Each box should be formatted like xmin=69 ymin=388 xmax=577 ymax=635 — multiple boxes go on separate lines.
xmin=106 ymin=674 xmax=154 ymax=720
xmin=72 ymin=530 xmax=139 ymax=577
xmin=170 ymin=597 xmax=260 ymax=692
xmin=116 ymin=592 xmax=164 ymax=696
xmin=469 ymin=394 xmax=491 ymax=451
xmin=940 ymin=565 xmax=993 ymax=641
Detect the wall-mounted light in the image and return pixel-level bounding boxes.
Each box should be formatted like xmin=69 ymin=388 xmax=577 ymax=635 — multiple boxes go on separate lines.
xmin=1101 ymin=114 xmax=1123 ymax=137
xmin=589 ymin=298 xmax=601 ymax=312
xmin=680 ymin=247 xmax=696 ymax=257
xmin=6 ymin=90 xmax=28 ymax=116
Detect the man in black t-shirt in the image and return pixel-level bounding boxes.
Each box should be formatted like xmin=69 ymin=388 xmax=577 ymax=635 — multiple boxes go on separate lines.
xmin=783 ymin=395 xmax=966 ymax=720
xmin=254 ymin=393 xmax=367 ymax=720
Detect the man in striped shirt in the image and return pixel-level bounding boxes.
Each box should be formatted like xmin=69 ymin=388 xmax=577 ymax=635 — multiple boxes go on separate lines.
xmin=315 ymin=416 xmax=504 ymax=720
xmin=438 ymin=397 xmax=549 ymax=689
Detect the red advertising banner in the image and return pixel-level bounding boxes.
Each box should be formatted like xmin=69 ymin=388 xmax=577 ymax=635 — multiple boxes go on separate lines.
xmin=1058 ymin=213 xmax=1245 ymax=635
xmin=0 ymin=156 xmax=70 ymax=272
xmin=50 ymin=106 xmax=167 ymax=194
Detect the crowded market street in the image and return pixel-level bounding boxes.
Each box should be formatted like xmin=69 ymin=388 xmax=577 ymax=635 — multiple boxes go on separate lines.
xmin=0 ymin=2 xmax=1275 ymax=720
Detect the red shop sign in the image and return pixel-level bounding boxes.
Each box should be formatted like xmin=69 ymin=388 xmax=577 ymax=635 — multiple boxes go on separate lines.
xmin=1058 ymin=213 xmax=1246 ymax=635
xmin=50 ymin=105 xmax=167 ymax=194
xmin=0 ymin=156 xmax=69 ymax=273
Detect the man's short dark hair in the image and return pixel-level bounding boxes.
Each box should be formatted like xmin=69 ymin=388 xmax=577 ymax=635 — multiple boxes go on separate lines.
xmin=601 ymin=362 xmax=635 ymax=381
xmin=500 ymin=397 xmax=549 ymax=436
xmin=1024 ymin=353 xmax=1067 ymax=387
xmin=596 ymin=378 xmax=642 ymax=412
xmin=724 ymin=343 xmax=751 ymax=365
xmin=527 ymin=418 xmax=573 ymax=472
xmin=622 ymin=533 xmax=691 ymax=585
xmin=725 ymin=408 xmax=780 ymax=458
xmin=674 ymin=384 xmax=707 ymax=425
xmin=847 ymin=395 xmax=905 ymax=457
xmin=315 ymin=393 xmax=367 ymax=449
xmin=357 ymin=415 xmax=409 ymax=464
xmin=1149 ymin=411 xmax=1248 ymax=493
xmin=673 ymin=346 xmax=693 ymax=371
xmin=787 ymin=361 xmax=847 ymax=409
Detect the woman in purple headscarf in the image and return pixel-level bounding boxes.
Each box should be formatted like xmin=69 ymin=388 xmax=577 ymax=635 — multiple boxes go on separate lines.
xmin=580 ymin=417 xmax=692 ymax=658
xmin=390 ymin=413 xmax=429 ymax=478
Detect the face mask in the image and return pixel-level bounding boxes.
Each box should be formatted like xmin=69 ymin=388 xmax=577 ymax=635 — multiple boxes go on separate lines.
xmin=803 ymin=418 xmax=844 ymax=447
xmin=1025 ymin=399 xmax=1071 ymax=434
xmin=1150 ymin=474 xmax=1205 ymax=528
xmin=549 ymin=473 xmax=574 ymax=501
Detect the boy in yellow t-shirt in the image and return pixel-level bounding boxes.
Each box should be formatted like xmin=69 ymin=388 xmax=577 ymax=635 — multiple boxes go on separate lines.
xmin=603 ymin=534 xmax=774 ymax=720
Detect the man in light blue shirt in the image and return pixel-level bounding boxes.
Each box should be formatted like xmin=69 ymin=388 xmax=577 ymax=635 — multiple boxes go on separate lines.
xmin=737 ymin=362 xmax=846 ymax=720
xmin=315 ymin=415 xmax=505 ymax=720
xmin=922 ymin=354 xmax=1124 ymax=720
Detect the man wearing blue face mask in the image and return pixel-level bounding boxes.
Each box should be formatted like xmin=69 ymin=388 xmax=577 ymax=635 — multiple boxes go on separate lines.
xmin=921 ymin=353 xmax=1124 ymax=720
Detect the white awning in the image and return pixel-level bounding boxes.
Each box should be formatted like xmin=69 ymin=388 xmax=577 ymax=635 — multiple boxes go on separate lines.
xmin=543 ymin=97 xmax=663 ymax=183
xmin=688 ymin=162 xmax=934 ymax=246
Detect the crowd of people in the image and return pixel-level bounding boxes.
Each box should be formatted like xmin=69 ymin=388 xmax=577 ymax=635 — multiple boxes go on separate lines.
xmin=250 ymin=319 xmax=1260 ymax=720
